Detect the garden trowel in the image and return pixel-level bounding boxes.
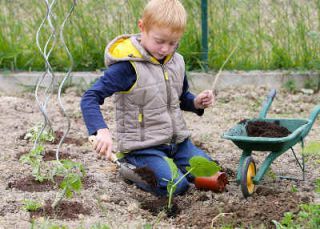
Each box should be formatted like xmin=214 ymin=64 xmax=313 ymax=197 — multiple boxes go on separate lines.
xmin=88 ymin=136 xmax=156 ymax=187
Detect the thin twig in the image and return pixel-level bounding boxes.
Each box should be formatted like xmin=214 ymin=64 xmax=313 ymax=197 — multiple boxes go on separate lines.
xmin=211 ymin=44 xmax=238 ymax=92
xmin=211 ymin=212 xmax=234 ymax=228
xmin=153 ymin=210 xmax=166 ymax=227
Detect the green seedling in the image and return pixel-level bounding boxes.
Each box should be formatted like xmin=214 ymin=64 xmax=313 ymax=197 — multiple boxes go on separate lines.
xmin=272 ymin=178 xmax=320 ymax=229
xmin=290 ymin=185 xmax=298 ymax=193
xmin=51 ymin=159 xmax=85 ymax=209
xmin=89 ymin=223 xmax=111 ymax=229
xmin=20 ymin=145 xmax=47 ymax=182
xmin=24 ymin=124 xmax=55 ymax=143
xmin=30 ymin=218 xmax=68 ymax=229
xmin=276 ymin=212 xmax=295 ymax=228
xmin=163 ymin=156 xmax=220 ymax=210
xmin=265 ymin=168 xmax=277 ymax=181
xmin=142 ymin=224 xmax=152 ymax=229
xmin=316 ymin=179 xmax=320 ymax=193
xmin=22 ymin=125 xmax=86 ymax=209
xmin=304 ymin=78 xmax=318 ymax=91
xmin=283 ymin=79 xmax=297 ymax=94
xmin=20 ymin=124 xmax=56 ymax=182
xmin=22 ymin=199 xmax=42 ymax=212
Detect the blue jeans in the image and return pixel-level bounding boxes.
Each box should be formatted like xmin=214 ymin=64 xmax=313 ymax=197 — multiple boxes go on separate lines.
xmin=123 ymin=138 xmax=212 ymax=196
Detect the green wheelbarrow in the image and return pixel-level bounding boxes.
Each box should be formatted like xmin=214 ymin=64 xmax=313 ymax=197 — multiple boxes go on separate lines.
xmin=222 ymin=89 xmax=320 ymax=197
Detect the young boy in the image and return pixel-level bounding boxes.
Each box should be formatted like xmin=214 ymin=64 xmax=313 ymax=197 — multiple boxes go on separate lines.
xmin=81 ymin=0 xmax=214 ymax=196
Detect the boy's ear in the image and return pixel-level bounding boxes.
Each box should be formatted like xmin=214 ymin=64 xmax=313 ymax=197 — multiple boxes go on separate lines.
xmin=138 ymin=19 xmax=144 ymax=32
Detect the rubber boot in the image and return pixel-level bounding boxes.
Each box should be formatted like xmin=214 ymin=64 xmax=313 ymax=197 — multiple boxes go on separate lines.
xmin=194 ymin=172 xmax=228 ymax=192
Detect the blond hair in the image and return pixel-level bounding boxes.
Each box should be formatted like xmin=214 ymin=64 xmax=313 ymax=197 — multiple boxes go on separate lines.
xmin=141 ymin=0 xmax=187 ymax=33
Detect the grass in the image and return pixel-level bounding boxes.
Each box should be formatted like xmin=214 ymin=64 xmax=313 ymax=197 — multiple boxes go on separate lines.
xmin=0 ymin=0 xmax=320 ymax=71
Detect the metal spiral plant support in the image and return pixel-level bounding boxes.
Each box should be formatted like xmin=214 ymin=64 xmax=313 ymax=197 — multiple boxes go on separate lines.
xmin=34 ymin=0 xmax=57 ymax=150
xmin=56 ymin=0 xmax=77 ymax=161
xmin=35 ymin=0 xmax=77 ymax=163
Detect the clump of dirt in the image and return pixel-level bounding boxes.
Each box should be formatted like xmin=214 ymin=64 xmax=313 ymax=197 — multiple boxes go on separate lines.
xmin=8 ymin=175 xmax=95 ymax=192
xmin=42 ymin=149 xmax=75 ymax=161
xmin=133 ymin=167 xmax=157 ymax=188
xmin=174 ymin=189 xmax=303 ymax=228
xmin=18 ymin=130 xmax=87 ymax=146
xmin=8 ymin=176 xmax=58 ymax=192
xmin=16 ymin=149 xmax=75 ymax=161
xmin=52 ymin=130 xmax=87 ymax=146
xmin=139 ymin=197 xmax=180 ymax=218
xmin=220 ymin=167 xmax=236 ymax=178
xmin=0 ymin=202 xmax=20 ymax=216
xmin=30 ymin=200 xmax=91 ymax=220
xmin=246 ymin=120 xmax=291 ymax=137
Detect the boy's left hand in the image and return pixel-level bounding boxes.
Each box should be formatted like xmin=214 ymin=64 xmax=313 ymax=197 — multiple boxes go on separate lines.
xmin=194 ymin=90 xmax=214 ymax=109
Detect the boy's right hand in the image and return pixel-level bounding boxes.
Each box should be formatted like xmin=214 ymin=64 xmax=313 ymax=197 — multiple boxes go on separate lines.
xmin=94 ymin=128 xmax=113 ymax=161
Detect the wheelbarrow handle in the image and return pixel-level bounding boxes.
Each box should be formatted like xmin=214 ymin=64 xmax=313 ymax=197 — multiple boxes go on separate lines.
xmin=259 ymin=89 xmax=277 ymax=118
xmin=301 ymin=105 xmax=320 ymax=138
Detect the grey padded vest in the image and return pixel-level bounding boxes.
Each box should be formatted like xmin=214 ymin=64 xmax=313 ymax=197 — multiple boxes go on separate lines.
xmin=105 ymin=34 xmax=191 ymax=152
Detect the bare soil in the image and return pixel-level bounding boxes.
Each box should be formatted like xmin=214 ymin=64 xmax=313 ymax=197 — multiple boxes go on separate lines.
xmin=0 ymin=86 xmax=319 ymax=228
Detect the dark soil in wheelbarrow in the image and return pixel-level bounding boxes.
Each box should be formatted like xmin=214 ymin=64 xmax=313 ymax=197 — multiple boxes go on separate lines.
xmin=0 ymin=86 xmax=319 ymax=228
xmin=246 ymin=120 xmax=291 ymax=137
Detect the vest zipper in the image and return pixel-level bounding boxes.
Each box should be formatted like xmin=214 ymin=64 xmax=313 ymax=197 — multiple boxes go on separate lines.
xmin=161 ymin=65 xmax=177 ymax=143
xmin=138 ymin=106 xmax=145 ymax=141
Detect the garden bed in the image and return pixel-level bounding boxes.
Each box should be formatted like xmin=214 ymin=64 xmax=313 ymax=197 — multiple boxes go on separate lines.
xmin=0 ymin=86 xmax=319 ymax=228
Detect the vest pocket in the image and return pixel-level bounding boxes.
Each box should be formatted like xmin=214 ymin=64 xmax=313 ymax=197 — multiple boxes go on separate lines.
xmin=138 ymin=106 xmax=145 ymax=141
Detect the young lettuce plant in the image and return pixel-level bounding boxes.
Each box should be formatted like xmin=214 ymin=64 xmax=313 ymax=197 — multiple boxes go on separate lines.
xmin=163 ymin=156 xmax=220 ymax=210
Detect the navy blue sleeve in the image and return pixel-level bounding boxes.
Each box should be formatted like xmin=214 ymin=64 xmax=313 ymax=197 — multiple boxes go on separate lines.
xmin=180 ymin=74 xmax=204 ymax=116
xmin=80 ymin=61 xmax=136 ymax=135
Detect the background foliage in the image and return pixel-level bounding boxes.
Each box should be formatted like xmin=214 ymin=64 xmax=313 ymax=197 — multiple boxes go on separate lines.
xmin=1 ymin=0 xmax=320 ymax=71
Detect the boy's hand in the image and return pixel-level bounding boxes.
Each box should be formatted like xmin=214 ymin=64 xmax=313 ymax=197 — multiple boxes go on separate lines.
xmin=194 ymin=90 xmax=214 ymax=109
xmin=94 ymin=128 xmax=113 ymax=161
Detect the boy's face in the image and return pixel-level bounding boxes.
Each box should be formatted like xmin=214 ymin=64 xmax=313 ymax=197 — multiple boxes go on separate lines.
xmin=138 ymin=20 xmax=183 ymax=60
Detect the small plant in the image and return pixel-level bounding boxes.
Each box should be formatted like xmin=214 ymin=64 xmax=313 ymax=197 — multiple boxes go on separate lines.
xmin=283 ymin=79 xmax=297 ymax=94
xmin=22 ymin=199 xmax=42 ymax=212
xmin=24 ymin=124 xmax=55 ymax=143
xmin=20 ymin=145 xmax=47 ymax=182
xmin=22 ymin=124 xmax=86 ymax=209
xmin=315 ymin=179 xmax=320 ymax=193
xmin=30 ymin=218 xmax=68 ymax=229
xmin=290 ymin=185 xmax=298 ymax=193
xmin=304 ymin=78 xmax=318 ymax=91
xmin=51 ymin=159 xmax=85 ymax=209
xmin=272 ymin=143 xmax=320 ymax=229
xmin=20 ymin=124 xmax=55 ymax=181
xmin=265 ymin=167 xmax=277 ymax=181
xmin=163 ymin=156 xmax=220 ymax=210
xmin=89 ymin=223 xmax=111 ymax=229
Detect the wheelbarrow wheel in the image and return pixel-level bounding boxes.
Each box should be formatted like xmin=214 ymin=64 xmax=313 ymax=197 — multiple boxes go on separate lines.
xmin=241 ymin=156 xmax=256 ymax=198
